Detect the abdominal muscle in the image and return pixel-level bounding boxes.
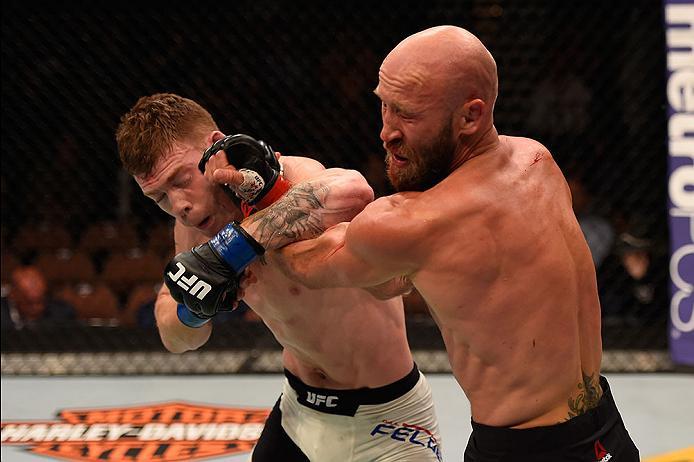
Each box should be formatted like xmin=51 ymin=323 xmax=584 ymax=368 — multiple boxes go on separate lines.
xmin=245 ymin=264 xmax=414 ymax=390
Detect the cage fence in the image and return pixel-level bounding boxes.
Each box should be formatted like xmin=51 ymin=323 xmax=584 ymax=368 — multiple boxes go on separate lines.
xmin=1 ymin=0 xmax=673 ymax=373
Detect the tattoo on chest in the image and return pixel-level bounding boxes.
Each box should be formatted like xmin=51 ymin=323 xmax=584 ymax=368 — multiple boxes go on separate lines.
xmin=246 ymin=183 xmax=330 ymax=251
xmin=566 ymin=371 xmax=601 ymax=420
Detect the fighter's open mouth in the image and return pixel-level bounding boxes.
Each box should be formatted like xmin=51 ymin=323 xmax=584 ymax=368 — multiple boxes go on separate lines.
xmin=197 ymin=216 xmax=211 ymax=229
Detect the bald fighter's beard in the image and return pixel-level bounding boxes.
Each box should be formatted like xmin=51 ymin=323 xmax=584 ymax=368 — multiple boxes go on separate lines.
xmin=386 ymin=121 xmax=456 ymax=192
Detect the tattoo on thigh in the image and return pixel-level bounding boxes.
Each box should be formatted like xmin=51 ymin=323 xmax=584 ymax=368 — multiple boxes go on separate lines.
xmin=245 ymin=183 xmax=330 ymax=251
xmin=566 ymin=372 xmax=601 ymax=420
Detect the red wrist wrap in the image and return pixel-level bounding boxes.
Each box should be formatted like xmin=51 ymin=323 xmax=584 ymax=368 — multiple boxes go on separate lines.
xmin=254 ymin=176 xmax=292 ymax=210
xmin=241 ymin=202 xmax=255 ymax=219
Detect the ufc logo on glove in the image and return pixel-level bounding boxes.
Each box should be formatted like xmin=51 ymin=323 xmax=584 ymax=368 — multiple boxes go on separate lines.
xmin=163 ymin=221 xmax=264 ymax=327
xmin=167 ymin=262 xmax=213 ymax=300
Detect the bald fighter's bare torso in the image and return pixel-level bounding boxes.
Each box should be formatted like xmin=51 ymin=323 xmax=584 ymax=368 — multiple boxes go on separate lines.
xmin=355 ymin=135 xmax=602 ymax=427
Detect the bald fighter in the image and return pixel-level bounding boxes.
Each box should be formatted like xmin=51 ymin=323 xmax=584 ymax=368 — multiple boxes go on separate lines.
xmin=116 ymin=94 xmax=441 ymax=462
xmin=177 ymin=27 xmax=640 ymax=460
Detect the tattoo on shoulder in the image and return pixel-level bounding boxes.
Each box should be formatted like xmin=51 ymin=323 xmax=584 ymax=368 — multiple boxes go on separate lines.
xmin=245 ymin=182 xmax=330 ymax=251
xmin=566 ymin=372 xmax=602 ymax=420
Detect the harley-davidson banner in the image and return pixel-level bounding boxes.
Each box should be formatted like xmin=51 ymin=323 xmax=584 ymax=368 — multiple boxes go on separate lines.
xmin=0 ymin=401 xmax=270 ymax=461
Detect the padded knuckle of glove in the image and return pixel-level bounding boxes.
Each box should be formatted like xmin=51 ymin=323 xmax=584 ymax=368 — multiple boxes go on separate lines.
xmin=198 ymin=134 xmax=279 ymax=205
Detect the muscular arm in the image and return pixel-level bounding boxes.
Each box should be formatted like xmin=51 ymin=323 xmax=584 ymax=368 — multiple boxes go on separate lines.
xmin=211 ymin=151 xmax=374 ymax=250
xmin=155 ymin=221 xmax=212 ymax=353
xmin=237 ymin=165 xmax=415 ymax=293
xmin=264 ymin=194 xmax=422 ymax=290
xmin=241 ymin=167 xmax=375 ymax=251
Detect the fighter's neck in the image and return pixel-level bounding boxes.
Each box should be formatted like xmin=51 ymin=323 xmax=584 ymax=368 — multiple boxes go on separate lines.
xmin=450 ymin=125 xmax=500 ymax=171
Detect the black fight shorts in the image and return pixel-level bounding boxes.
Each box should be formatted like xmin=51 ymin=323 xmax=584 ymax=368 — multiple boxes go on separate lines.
xmin=464 ymin=376 xmax=639 ymax=461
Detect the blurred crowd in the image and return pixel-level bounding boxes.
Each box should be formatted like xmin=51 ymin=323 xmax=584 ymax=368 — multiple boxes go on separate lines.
xmin=0 ymin=215 xmax=438 ymax=330
xmin=0 ymin=3 xmax=669 ymax=333
xmin=0 ymin=163 xmax=668 ymax=332
xmin=1 ymin=220 xmax=175 ymax=330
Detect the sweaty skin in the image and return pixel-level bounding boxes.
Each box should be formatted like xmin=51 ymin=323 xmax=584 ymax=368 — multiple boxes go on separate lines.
xmin=242 ymin=26 xmax=603 ymax=428
xmin=135 ymin=136 xmax=413 ymax=389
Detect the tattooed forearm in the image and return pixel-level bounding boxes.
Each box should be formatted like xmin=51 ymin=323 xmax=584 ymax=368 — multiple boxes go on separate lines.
xmin=566 ymin=372 xmax=602 ymax=420
xmin=243 ymin=182 xmax=331 ymax=251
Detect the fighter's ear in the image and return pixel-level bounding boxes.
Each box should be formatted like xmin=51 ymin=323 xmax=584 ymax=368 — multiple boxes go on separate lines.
xmin=458 ymin=99 xmax=485 ymax=135
xmin=207 ymin=130 xmax=226 ymax=146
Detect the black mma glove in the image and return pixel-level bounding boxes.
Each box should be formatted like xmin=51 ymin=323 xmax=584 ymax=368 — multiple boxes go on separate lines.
xmin=164 ymin=222 xmax=264 ymax=327
xmin=199 ymin=134 xmax=291 ymax=209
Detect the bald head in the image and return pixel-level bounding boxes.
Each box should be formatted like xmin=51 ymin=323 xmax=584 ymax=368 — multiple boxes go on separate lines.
xmin=376 ymin=26 xmax=500 ymax=189
xmin=10 ymin=266 xmax=48 ymax=320
xmin=380 ymin=26 xmax=498 ymax=112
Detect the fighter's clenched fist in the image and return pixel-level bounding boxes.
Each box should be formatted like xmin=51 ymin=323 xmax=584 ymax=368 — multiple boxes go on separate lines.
xmin=198 ymin=134 xmax=291 ymax=210
xmin=164 ymin=221 xmax=264 ymax=326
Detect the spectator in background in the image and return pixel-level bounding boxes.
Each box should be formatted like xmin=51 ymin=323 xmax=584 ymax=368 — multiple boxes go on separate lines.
xmin=1 ymin=266 xmax=75 ymax=330
xmin=567 ymin=173 xmax=615 ymax=269
xmin=598 ymin=230 xmax=667 ymax=326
